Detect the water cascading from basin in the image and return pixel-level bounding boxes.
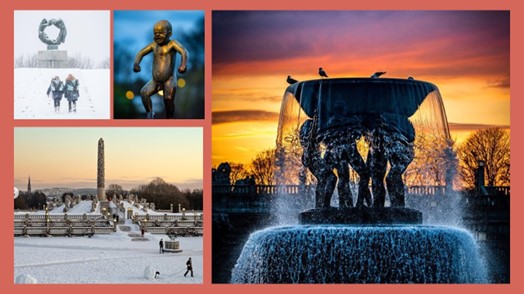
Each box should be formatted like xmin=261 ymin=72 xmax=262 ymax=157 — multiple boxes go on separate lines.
xmin=231 ymin=226 xmax=486 ymax=283
xmin=275 ymin=78 xmax=452 ymax=194
xmin=231 ymin=77 xmax=485 ymax=283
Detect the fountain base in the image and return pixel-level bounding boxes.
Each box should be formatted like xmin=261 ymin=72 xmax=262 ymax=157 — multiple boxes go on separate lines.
xmin=231 ymin=225 xmax=486 ymax=283
xmin=299 ymin=207 xmax=422 ymax=225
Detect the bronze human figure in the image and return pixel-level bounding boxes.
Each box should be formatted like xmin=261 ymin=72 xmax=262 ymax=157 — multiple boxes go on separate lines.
xmin=299 ymin=118 xmax=337 ymax=208
xmin=133 ymin=20 xmax=188 ymax=119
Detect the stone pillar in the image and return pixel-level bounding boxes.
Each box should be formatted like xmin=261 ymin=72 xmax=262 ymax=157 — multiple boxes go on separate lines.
xmin=97 ymin=138 xmax=106 ymax=201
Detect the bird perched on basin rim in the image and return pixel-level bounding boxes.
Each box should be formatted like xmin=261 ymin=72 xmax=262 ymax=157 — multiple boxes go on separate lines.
xmin=287 ymin=75 xmax=298 ymax=84
xmin=371 ymin=71 xmax=387 ymax=78
xmin=319 ymin=67 xmax=328 ymax=78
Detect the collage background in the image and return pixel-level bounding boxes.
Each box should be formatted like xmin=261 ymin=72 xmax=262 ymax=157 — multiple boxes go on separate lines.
xmin=1 ymin=0 xmax=521 ymax=293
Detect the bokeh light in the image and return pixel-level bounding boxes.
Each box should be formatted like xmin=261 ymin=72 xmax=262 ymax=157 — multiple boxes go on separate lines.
xmin=125 ymin=91 xmax=134 ymax=100
xmin=178 ymin=78 xmax=186 ymax=88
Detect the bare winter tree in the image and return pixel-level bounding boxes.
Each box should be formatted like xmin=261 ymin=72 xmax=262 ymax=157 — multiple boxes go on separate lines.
xmin=228 ymin=162 xmax=250 ymax=184
xmin=405 ymin=133 xmax=458 ymax=188
xmin=457 ymin=127 xmax=510 ymax=188
xmin=98 ymin=57 xmax=110 ymax=69
xmin=106 ymin=184 xmax=125 ymax=198
xmin=250 ymin=148 xmax=276 ymax=185
xmin=14 ymin=54 xmax=38 ymax=68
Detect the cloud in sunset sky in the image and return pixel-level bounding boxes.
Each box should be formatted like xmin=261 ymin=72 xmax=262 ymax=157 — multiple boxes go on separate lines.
xmin=212 ymin=11 xmax=510 ymax=165
xmin=213 ymin=11 xmax=509 ymax=78
xmin=213 ymin=110 xmax=280 ymax=124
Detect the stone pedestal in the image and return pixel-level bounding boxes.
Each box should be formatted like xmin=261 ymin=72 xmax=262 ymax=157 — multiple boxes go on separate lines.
xmin=299 ymin=207 xmax=423 ymax=225
xmin=164 ymin=240 xmax=183 ymax=253
xmin=38 ymin=50 xmax=68 ymax=68
xmin=99 ymin=201 xmax=110 ymax=217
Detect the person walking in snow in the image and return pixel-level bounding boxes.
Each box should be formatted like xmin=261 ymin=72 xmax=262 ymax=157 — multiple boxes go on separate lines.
xmin=159 ymin=238 xmax=164 ymax=253
xmin=64 ymin=73 xmax=79 ymax=113
xmin=184 ymin=257 xmax=193 ymax=277
xmin=46 ymin=76 xmax=64 ymax=113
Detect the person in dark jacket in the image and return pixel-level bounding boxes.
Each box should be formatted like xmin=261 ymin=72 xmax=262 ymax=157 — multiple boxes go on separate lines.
xmin=64 ymin=73 xmax=80 ymax=113
xmin=46 ymin=76 xmax=64 ymax=113
xmin=159 ymin=238 xmax=164 ymax=253
xmin=184 ymin=257 xmax=193 ymax=277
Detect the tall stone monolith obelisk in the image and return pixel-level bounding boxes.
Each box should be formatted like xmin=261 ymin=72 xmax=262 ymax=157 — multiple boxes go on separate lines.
xmin=97 ymin=138 xmax=106 ymax=201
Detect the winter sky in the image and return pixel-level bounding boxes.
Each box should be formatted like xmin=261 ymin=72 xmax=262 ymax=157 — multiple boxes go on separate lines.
xmin=212 ymin=11 xmax=510 ymax=165
xmin=14 ymin=127 xmax=203 ymax=191
xmin=14 ymin=10 xmax=110 ymax=66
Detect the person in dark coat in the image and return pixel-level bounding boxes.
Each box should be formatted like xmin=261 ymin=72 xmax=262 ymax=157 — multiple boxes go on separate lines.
xmin=184 ymin=257 xmax=193 ymax=277
xmin=46 ymin=76 xmax=64 ymax=113
xmin=159 ymin=238 xmax=164 ymax=253
xmin=64 ymin=73 xmax=80 ymax=113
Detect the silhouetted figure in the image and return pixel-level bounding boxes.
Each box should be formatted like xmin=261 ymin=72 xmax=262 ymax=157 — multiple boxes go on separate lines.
xmin=184 ymin=257 xmax=194 ymax=277
xmin=324 ymin=143 xmax=352 ymax=208
xmin=364 ymin=123 xmax=388 ymax=208
xmin=299 ymin=118 xmax=336 ymax=208
xmin=287 ymin=75 xmax=298 ymax=84
xmin=319 ymin=67 xmax=328 ymax=78
xmin=384 ymin=117 xmax=415 ymax=207
xmin=371 ymin=71 xmax=387 ymax=78
xmin=340 ymin=129 xmax=372 ymax=208
xmin=159 ymin=238 xmax=164 ymax=253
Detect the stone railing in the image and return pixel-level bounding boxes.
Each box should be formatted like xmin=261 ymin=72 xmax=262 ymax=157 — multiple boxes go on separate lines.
xmin=14 ymin=213 xmax=114 ymax=237
xmin=14 ymin=213 xmax=105 ymax=221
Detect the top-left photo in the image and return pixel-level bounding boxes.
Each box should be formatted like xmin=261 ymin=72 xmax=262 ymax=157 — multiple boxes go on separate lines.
xmin=14 ymin=10 xmax=110 ymax=119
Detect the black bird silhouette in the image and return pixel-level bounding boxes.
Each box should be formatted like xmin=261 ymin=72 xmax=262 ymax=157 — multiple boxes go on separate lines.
xmin=319 ymin=67 xmax=328 ymax=78
xmin=371 ymin=71 xmax=387 ymax=78
xmin=287 ymin=75 xmax=298 ymax=85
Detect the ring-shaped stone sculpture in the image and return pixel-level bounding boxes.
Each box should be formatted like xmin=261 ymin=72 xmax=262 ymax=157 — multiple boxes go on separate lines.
xmin=38 ymin=18 xmax=67 ymax=46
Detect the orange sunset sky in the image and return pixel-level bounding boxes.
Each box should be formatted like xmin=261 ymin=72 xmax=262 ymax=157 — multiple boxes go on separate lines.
xmin=212 ymin=11 xmax=510 ymax=166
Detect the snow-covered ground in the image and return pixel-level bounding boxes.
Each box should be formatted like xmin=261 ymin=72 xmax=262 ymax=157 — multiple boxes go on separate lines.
xmin=14 ymin=226 xmax=203 ymax=284
xmin=15 ymin=200 xmax=203 ymax=284
xmin=14 ymin=68 xmax=110 ymax=119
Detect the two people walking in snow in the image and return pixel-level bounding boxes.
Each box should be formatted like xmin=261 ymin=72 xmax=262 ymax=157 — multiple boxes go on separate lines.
xmin=46 ymin=74 xmax=79 ymax=113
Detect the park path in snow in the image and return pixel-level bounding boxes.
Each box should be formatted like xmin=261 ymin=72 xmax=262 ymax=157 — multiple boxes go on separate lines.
xmin=14 ymin=68 xmax=110 ymax=119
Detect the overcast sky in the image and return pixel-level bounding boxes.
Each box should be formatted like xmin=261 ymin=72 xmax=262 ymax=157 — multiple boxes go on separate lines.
xmin=14 ymin=10 xmax=110 ymax=66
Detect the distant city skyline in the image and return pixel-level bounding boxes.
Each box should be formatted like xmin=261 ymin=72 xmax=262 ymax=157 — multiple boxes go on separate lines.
xmin=14 ymin=128 xmax=203 ymax=191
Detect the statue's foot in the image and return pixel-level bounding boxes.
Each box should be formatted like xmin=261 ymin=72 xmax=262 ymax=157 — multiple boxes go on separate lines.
xmin=146 ymin=111 xmax=156 ymax=119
